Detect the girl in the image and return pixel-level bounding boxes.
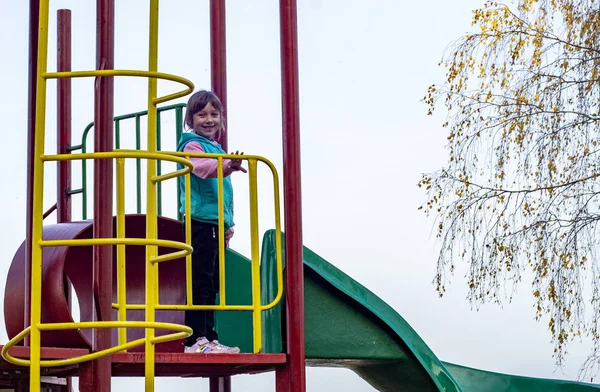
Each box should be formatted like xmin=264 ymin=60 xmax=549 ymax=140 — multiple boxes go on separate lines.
xmin=176 ymin=90 xmax=246 ymax=354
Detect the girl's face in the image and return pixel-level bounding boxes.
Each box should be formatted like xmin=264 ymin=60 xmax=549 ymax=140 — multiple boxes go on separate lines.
xmin=192 ymin=102 xmax=221 ymax=139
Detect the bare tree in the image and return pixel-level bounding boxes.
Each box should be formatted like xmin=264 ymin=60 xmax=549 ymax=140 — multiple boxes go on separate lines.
xmin=420 ymin=0 xmax=600 ymax=378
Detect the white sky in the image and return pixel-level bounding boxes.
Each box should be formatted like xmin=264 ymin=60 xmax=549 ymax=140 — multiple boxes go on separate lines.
xmin=0 ymin=1 xmax=594 ymax=391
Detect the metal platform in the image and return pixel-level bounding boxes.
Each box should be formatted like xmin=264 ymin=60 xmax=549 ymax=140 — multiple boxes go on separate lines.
xmin=0 ymin=346 xmax=286 ymax=381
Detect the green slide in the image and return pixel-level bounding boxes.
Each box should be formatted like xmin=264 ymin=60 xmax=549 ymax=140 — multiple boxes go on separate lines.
xmin=215 ymin=230 xmax=600 ymax=391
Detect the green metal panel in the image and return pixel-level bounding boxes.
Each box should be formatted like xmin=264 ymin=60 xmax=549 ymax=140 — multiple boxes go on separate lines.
xmin=75 ymin=103 xmax=187 ymax=219
xmin=214 ymin=248 xmax=254 ymax=354
xmin=260 ymin=231 xmax=284 ymax=353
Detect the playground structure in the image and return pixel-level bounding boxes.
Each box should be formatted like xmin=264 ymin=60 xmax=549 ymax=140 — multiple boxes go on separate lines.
xmin=2 ymin=1 xmax=600 ymax=392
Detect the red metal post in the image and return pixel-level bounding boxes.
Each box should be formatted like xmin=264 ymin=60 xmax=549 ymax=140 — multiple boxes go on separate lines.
xmin=210 ymin=0 xmax=228 ymax=152
xmin=57 ymin=11 xmax=73 ymax=392
xmin=57 ymin=9 xmax=72 ymax=224
xmin=210 ymin=3 xmax=231 ymax=390
xmin=280 ymin=0 xmax=305 ymax=391
xmin=209 ymin=377 xmax=231 ymax=392
xmin=276 ymin=366 xmax=291 ymax=392
xmin=88 ymin=0 xmax=115 ymax=391
xmin=24 ymin=0 xmax=40 ymax=347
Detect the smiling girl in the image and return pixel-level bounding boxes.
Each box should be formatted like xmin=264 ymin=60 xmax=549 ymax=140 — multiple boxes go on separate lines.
xmin=176 ymin=90 xmax=246 ymax=354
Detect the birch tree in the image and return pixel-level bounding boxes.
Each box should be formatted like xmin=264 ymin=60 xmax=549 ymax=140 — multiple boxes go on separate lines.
xmin=421 ymin=0 xmax=600 ymax=377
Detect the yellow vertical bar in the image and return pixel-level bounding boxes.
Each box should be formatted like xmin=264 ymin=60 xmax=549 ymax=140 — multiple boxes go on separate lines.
xmin=248 ymin=159 xmax=262 ymax=353
xmin=217 ymin=157 xmax=226 ymax=306
xmin=116 ymin=158 xmax=127 ymax=347
xmin=155 ymin=263 xmax=160 ymax=307
xmin=185 ymin=170 xmax=193 ymax=305
xmin=145 ymin=0 xmax=159 ymax=390
xmin=30 ymin=0 xmax=51 ymax=391
xmin=272 ymin=170 xmax=284 ymax=307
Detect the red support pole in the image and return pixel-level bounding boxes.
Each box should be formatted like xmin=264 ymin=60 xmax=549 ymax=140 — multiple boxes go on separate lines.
xmin=209 ymin=377 xmax=231 ymax=392
xmin=276 ymin=366 xmax=291 ymax=392
xmin=210 ymin=0 xmax=228 ymax=152
xmin=57 ymin=11 xmax=73 ymax=392
xmin=57 ymin=9 xmax=72 ymax=224
xmin=88 ymin=0 xmax=115 ymax=391
xmin=24 ymin=0 xmax=40 ymax=347
xmin=210 ymin=3 xmax=231 ymax=389
xmin=280 ymin=0 xmax=305 ymax=391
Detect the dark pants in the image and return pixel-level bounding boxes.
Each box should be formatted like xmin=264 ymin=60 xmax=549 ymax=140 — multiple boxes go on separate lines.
xmin=184 ymin=220 xmax=220 ymax=346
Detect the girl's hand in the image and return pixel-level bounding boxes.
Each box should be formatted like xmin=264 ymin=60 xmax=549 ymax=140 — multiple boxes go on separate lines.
xmin=228 ymin=151 xmax=247 ymax=173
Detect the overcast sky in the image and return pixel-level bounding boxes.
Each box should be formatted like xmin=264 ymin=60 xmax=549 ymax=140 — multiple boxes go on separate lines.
xmin=0 ymin=1 xmax=594 ymax=391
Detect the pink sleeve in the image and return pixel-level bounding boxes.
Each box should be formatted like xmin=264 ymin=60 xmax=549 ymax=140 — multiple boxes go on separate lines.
xmin=225 ymin=227 xmax=234 ymax=248
xmin=183 ymin=142 xmax=235 ymax=179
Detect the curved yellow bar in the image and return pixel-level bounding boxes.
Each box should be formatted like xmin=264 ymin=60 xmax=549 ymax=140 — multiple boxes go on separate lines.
xmin=151 ymin=249 xmax=189 ymax=264
xmin=43 ymin=150 xmax=194 ymax=170
xmin=1 ymin=327 xmax=31 ymax=367
xmin=169 ymin=152 xmax=280 ymax=162
xmin=111 ymin=303 xmax=260 ymax=311
xmin=152 ymin=168 xmax=191 ymax=183
xmin=159 ymin=304 xmax=256 ymax=310
xmin=40 ymin=238 xmax=193 ymax=254
xmin=46 ymin=149 xmax=194 ymax=184
xmin=2 ymin=321 xmax=191 ymax=368
xmin=44 ymin=69 xmax=194 ymax=104
xmin=37 ymin=320 xmax=191 ymax=332
xmin=4 ymin=339 xmax=150 ymax=368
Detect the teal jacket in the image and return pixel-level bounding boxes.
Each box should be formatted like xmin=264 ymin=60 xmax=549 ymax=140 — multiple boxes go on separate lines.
xmin=177 ymin=132 xmax=234 ymax=230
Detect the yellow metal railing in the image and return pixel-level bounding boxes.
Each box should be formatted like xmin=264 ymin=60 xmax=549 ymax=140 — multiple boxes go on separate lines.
xmin=2 ymin=151 xmax=284 ymax=390
xmin=2 ymin=322 xmax=192 ymax=368
xmin=181 ymin=153 xmax=284 ymax=354
xmin=108 ymin=153 xmax=284 ymax=354
xmin=2 ymin=0 xmax=284 ymax=391
xmin=2 ymin=151 xmax=197 ymax=390
xmin=1 ymin=0 xmax=195 ymax=391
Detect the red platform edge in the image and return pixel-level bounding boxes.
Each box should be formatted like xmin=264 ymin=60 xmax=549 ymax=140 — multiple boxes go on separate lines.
xmin=113 ymin=352 xmax=286 ymax=365
xmin=0 ymin=346 xmax=286 ymax=378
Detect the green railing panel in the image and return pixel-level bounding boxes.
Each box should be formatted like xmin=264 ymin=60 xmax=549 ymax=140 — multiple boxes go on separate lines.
xmin=71 ymin=103 xmax=187 ymax=220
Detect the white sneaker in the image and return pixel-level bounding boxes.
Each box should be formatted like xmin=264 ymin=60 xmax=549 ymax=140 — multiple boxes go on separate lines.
xmin=184 ymin=337 xmax=211 ymax=353
xmin=184 ymin=337 xmax=240 ymax=354
xmin=210 ymin=340 xmax=240 ymax=354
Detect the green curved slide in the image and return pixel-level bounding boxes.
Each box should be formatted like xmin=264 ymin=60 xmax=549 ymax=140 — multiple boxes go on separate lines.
xmin=214 ymin=230 xmax=600 ymax=391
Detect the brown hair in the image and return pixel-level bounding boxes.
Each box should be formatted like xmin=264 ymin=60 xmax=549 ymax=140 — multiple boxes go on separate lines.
xmin=184 ymin=90 xmax=226 ymax=132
